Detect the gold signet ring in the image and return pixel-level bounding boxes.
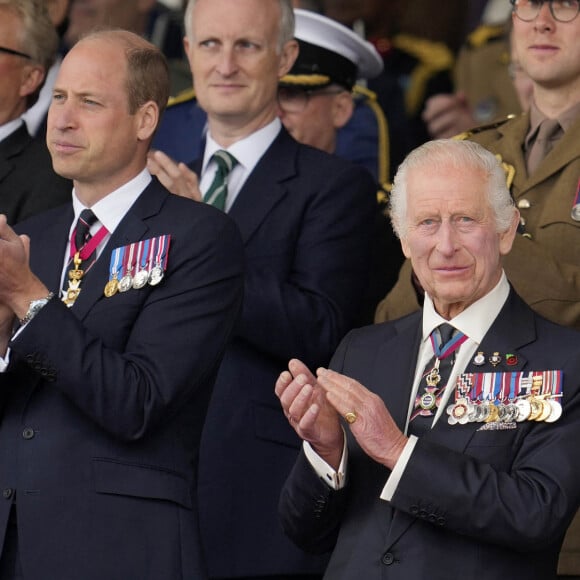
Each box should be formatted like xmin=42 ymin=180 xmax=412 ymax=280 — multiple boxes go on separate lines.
xmin=344 ymin=411 xmax=358 ymax=424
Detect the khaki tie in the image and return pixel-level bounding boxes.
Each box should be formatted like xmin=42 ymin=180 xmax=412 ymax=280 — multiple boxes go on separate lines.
xmin=203 ymin=150 xmax=238 ymax=211
xmin=526 ymin=119 xmax=561 ymax=175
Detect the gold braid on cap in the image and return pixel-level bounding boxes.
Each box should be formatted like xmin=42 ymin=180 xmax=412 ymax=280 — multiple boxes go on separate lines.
xmin=279 ymin=74 xmax=332 ymax=86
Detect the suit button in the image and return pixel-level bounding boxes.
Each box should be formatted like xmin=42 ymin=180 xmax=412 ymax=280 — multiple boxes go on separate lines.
xmin=2 ymin=488 xmax=13 ymax=500
xmin=428 ymin=514 xmax=437 ymax=523
xmin=410 ymin=505 xmax=419 ymax=515
xmin=418 ymin=509 xmax=428 ymax=519
xmin=22 ymin=427 xmax=35 ymax=440
xmin=381 ymin=552 xmax=395 ymax=566
xmin=437 ymin=516 xmax=446 ymax=526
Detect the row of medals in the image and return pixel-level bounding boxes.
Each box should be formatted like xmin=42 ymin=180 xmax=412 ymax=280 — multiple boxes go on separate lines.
xmin=446 ymin=394 xmax=562 ymax=425
xmin=104 ymin=264 xmax=165 ymax=298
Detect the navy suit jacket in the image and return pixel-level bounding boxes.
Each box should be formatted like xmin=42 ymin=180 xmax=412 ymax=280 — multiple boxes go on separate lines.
xmin=0 ymin=179 xmax=244 ymax=580
xmin=280 ymin=290 xmax=580 ymax=580
xmin=0 ymin=124 xmax=71 ymax=225
xmin=196 ymin=128 xmax=377 ymax=577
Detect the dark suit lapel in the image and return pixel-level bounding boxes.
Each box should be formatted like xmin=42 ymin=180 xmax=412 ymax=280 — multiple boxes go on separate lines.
xmin=373 ymin=315 xmax=423 ymax=430
xmin=386 ymin=290 xmax=537 ymax=547
xmin=228 ymin=129 xmax=296 ymax=244
xmin=28 ymin=207 xmax=74 ymax=292
xmin=69 ymin=181 xmax=166 ymax=320
xmin=0 ymin=125 xmax=29 ymax=183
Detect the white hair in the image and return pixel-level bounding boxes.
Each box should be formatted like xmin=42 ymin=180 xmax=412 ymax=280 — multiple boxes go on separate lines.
xmin=390 ymin=139 xmax=517 ymax=239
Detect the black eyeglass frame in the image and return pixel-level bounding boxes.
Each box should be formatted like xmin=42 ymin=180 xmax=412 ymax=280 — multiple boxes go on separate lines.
xmin=0 ymin=45 xmax=32 ymax=59
xmin=510 ymin=0 xmax=580 ymax=22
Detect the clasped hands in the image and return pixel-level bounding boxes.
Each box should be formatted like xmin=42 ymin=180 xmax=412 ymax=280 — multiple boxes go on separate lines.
xmin=275 ymin=358 xmax=408 ymax=472
xmin=0 ymin=215 xmax=50 ymax=351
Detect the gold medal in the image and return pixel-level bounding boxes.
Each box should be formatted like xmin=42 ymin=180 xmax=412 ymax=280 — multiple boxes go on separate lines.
xmin=528 ymin=397 xmax=543 ymax=421
xmin=535 ymin=398 xmax=552 ymax=422
xmin=104 ymin=278 xmax=119 ymax=298
xmin=485 ymin=403 xmax=499 ymax=423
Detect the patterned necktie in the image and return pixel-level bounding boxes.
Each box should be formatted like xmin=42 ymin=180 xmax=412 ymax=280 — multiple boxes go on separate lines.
xmin=203 ymin=150 xmax=238 ymax=211
xmin=408 ymin=323 xmax=464 ymax=437
xmin=526 ymin=118 xmax=561 ymax=175
xmin=62 ymin=209 xmax=99 ymax=299
xmin=74 ymin=209 xmax=98 ymax=268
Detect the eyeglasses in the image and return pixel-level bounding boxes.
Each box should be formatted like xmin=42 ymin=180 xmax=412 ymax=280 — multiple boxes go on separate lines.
xmin=510 ymin=0 xmax=580 ymax=22
xmin=0 ymin=45 xmax=32 ymax=59
xmin=277 ymin=86 xmax=346 ymax=114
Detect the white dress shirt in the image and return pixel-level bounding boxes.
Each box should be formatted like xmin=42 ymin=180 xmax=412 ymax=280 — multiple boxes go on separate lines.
xmin=306 ymin=273 xmax=511 ymax=498
xmin=199 ymin=118 xmax=282 ymax=212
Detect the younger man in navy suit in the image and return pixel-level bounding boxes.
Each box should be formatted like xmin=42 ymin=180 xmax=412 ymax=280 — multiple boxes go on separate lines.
xmin=0 ymin=29 xmax=243 ymax=579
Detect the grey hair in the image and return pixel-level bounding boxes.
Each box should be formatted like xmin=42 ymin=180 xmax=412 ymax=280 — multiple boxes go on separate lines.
xmin=390 ymin=139 xmax=516 ymax=239
xmin=184 ymin=0 xmax=295 ymax=53
xmin=0 ymin=0 xmax=59 ymax=106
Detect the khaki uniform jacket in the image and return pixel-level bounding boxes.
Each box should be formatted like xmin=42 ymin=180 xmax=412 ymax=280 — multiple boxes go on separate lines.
xmin=375 ymin=112 xmax=580 ymax=331
xmin=375 ymin=112 xmax=580 ymax=574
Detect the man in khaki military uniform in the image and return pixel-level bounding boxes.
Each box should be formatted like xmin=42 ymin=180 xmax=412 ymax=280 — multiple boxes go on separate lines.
xmin=376 ymin=2 xmax=580 ymax=576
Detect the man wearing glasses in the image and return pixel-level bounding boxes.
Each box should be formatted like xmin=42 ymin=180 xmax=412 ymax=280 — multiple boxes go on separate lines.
xmin=0 ymin=0 xmax=71 ymax=225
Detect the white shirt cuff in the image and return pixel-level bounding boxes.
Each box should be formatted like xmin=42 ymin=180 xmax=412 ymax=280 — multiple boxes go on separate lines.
xmin=0 ymin=348 xmax=11 ymax=373
xmin=303 ymin=430 xmax=348 ymax=490
xmin=380 ymin=435 xmax=418 ymax=501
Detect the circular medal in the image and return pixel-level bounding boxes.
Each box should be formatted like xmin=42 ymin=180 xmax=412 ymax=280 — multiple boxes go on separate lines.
xmin=118 ymin=274 xmax=133 ymax=293
xmin=535 ymin=399 xmax=552 ymax=422
xmin=451 ymin=399 xmax=470 ymax=425
xmin=473 ymin=352 xmax=485 ymax=366
xmin=148 ymin=265 xmax=165 ymax=286
xmin=571 ymin=204 xmax=580 ymax=222
xmin=104 ymin=278 xmax=119 ymax=298
xmin=544 ymin=399 xmax=563 ymax=423
xmin=132 ymin=269 xmax=149 ymax=289
xmin=467 ymin=403 xmax=480 ymax=423
xmin=497 ymin=403 xmax=508 ymax=422
xmin=419 ymin=391 xmax=437 ymax=411
xmin=515 ymin=398 xmax=531 ymax=422
xmin=478 ymin=403 xmax=490 ymax=422
xmin=485 ymin=403 xmax=499 ymax=423
xmin=528 ymin=397 xmax=543 ymax=421
xmin=502 ymin=403 xmax=519 ymax=423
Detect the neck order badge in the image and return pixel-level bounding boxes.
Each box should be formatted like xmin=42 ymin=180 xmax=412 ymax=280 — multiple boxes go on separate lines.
xmin=409 ymin=324 xmax=467 ymax=436
xmin=63 ymin=209 xmax=108 ymax=307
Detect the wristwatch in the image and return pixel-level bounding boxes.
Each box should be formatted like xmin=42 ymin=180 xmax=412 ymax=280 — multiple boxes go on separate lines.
xmin=19 ymin=292 xmax=55 ymax=326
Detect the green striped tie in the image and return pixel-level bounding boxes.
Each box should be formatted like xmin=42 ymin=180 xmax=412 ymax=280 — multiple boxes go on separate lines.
xmin=203 ymin=150 xmax=238 ymax=211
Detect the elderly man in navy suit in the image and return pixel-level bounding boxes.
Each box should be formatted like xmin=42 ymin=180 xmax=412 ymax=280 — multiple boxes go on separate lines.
xmin=276 ymin=139 xmax=580 ymax=580
xmin=0 ymin=29 xmax=243 ymax=580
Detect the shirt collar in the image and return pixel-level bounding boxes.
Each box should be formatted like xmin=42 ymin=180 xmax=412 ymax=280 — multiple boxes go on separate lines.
xmin=203 ymin=117 xmax=282 ymax=175
xmin=526 ymin=99 xmax=580 ymax=148
xmin=422 ymin=272 xmax=510 ymax=345
xmin=71 ymin=168 xmax=152 ymax=235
